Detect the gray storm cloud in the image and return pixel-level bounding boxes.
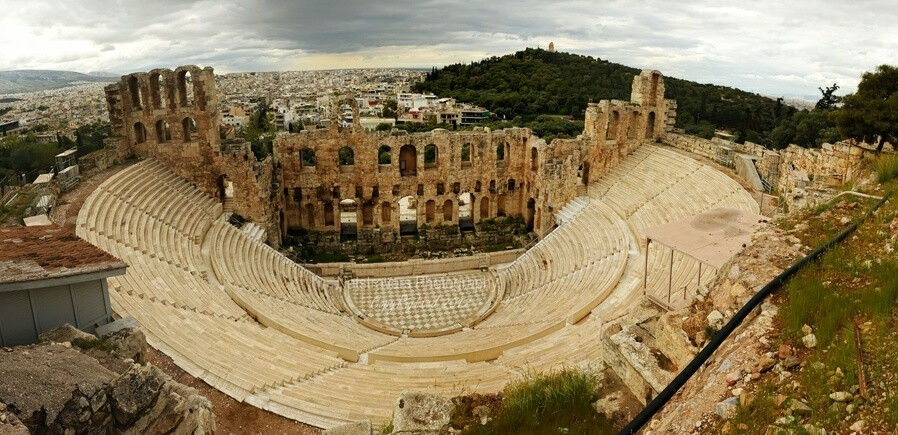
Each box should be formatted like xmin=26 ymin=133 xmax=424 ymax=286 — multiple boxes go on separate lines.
xmin=1 ymin=0 xmax=896 ymax=97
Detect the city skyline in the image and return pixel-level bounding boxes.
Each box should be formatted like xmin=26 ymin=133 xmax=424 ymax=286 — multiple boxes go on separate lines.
xmin=2 ymin=0 xmax=896 ymax=98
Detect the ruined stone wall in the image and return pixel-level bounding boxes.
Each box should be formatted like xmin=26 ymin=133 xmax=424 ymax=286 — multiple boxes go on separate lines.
xmin=665 ymin=132 xmax=872 ymax=198
xmin=103 ymin=67 xmax=673 ymax=247
xmin=775 ymin=142 xmax=869 ymax=192
xmin=104 ymin=66 xmax=278 ymax=242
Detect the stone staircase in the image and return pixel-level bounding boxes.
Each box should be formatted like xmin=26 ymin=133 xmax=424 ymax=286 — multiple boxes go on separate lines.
xmin=554 ymin=196 xmax=590 ymax=225
xmin=241 ymin=222 xmax=266 ymax=242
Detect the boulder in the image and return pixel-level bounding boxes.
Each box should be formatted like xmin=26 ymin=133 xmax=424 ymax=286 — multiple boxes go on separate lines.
xmin=802 ymin=333 xmax=817 ymax=348
xmin=392 ymin=392 xmax=453 ymax=434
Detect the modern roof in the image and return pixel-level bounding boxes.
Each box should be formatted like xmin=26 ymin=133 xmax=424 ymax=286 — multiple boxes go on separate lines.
xmin=0 ymin=225 xmax=127 ymax=287
xmin=643 ymin=208 xmax=768 ymax=269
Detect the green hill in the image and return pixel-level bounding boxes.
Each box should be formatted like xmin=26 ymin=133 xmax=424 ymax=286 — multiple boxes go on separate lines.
xmin=0 ymin=70 xmax=117 ymax=95
xmin=415 ymin=48 xmax=799 ymax=145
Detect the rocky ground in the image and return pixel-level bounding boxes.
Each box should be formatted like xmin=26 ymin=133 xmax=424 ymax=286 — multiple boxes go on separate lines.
xmin=0 ymin=324 xmax=214 ymax=434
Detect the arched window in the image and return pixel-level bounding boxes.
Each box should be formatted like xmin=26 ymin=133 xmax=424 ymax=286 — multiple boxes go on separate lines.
xmin=378 ymin=145 xmax=391 ymax=165
xmin=442 ymin=199 xmax=453 ymax=222
xmin=530 ymin=147 xmax=538 ymax=171
xmin=150 ymin=73 xmax=164 ymax=109
xmin=128 ymin=76 xmax=142 ymax=110
xmin=497 ymin=195 xmax=506 ymax=217
xmin=424 ymin=143 xmax=438 ymax=169
xmin=300 ymin=147 xmax=316 ymax=166
xmin=182 ymin=117 xmax=196 ymax=142
xmin=461 ymin=143 xmax=471 ymax=166
xmin=629 ymin=111 xmax=640 ymax=139
xmin=526 ymin=198 xmax=536 ymax=229
xmin=399 ymin=144 xmax=417 ymax=176
xmin=608 ymin=110 xmax=620 ymax=139
xmin=339 ymin=146 xmax=355 ymax=165
xmin=133 ymin=122 xmax=146 ymax=144
xmin=155 ymin=120 xmax=171 ymax=143
xmin=177 ymin=70 xmax=193 ymax=107
xmin=496 ymin=142 xmax=505 ymax=162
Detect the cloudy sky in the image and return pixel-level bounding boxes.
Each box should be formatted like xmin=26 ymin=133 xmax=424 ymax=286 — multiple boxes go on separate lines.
xmin=1 ymin=0 xmax=896 ymax=98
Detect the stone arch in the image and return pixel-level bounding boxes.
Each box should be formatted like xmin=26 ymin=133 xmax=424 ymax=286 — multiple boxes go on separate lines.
xmin=496 ymin=142 xmax=505 ymax=163
xmin=629 ymin=111 xmax=640 ymax=139
xmin=339 ymin=146 xmax=355 ymax=166
xmin=128 ymin=75 xmax=142 ymax=110
xmin=150 ymin=72 xmax=165 ymax=109
xmin=378 ymin=145 xmax=391 ymax=165
xmin=442 ymin=199 xmax=453 ymax=222
xmin=305 ymin=203 xmax=315 ymax=227
xmin=424 ymin=143 xmax=438 ymax=169
xmin=155 ymin=120 xmax=171 ymax=143
xmin=581 ymin=162 xmax=591 ymax=185
xmin=461 ymin=143 xmax=472 ymax=166
xmin=458 ymin=192 xmax=474 ymax=232
xmin=398 ymin=196 xmax=417 ymax=236
xmin=646 ymin=111 xmax=656 ymax=138
xmin=530 ymin=147 xmax=538 ymax=171
xmin=526 ymin=198 xmax=536 ymax=229
xmin=339 ymin=199 xmax=358 ymax=240
xmin=480 ymin=196 xmax=491 ymax=220
xmin=399 ymin=144 xmax=417 ymax=176
xmin=608 ymin=110 xmax=620 ymax=139
xmin=381 ymin=201 xmax=392 ymax=225
xmin=497 ymin=195 xmax=506 ymax=217
xmin=176 ymin=70 xmax=193 ymax=107
xmin=323 ymin=202 xmax=335 ymax=226
xmin=181 ymin=117 xmax=196 ymax=142
xmin=425 ymin=200 xmax=436 ymax=223
xmin=133 ymin=122 xmax=146 ymax=144
xmin=362 ymin=201 xmax=374 ymax=226
xmin=300 ymin=147 xmax=316 ymax=166
xmin=507 ymin=179 xmax=516 ymax=192
xmin=475 ymin=181 xmax=481 ymax=192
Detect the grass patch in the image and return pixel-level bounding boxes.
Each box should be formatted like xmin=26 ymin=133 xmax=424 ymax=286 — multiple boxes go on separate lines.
xmin=873 ymin=153 xmax=898 ymax=183
xmin=474 ymin=368 xmax=613 ymax=434
xmin=71 ymin=337 xmax=117 ymax=353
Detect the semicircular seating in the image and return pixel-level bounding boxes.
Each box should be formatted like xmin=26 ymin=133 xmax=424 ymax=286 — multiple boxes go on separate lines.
xmin=76 ymin=144 xmax=760 ymax=429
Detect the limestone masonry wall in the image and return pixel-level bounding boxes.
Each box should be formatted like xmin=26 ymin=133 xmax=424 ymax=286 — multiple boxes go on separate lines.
xmin=665 ymin=132 xmax=873 ymax=199
xmin=104 ymin=67 xmax=674 ymax=246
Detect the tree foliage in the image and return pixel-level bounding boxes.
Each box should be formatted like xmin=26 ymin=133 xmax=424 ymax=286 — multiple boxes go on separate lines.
xmin=816 ymin=83 xmax=841 ymax=110
xmin=416 ymin=47 xmax=798 ymax=145
xmin=831 ymin=65 xmax=898 ymax=151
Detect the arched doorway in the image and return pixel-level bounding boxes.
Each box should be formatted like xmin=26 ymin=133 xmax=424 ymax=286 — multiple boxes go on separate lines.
xmin=442 ymin=199 xmax=453 ymax=223
xmin=425 ymin=200 xmax=436 ymax=223
xmin=458 ymin=192 xmax=474 ymax=232
xmin=381 ymin=201 xmax=392 ymax=226
xmin=128 ymin=76 xmax=142 ymax=110
xmin=608 ymin=110 xmax=620 ymax=139
xmin=399 ymin=145 xmax=417 ymax=176
xmin=398 ymin=196 xmax=417 ymax=236
xmin=323 ymin=202 xmax=335 ymax=227
xmin=581 ymin=162 xmax=591 ymax=185
xmin=362 ymin=202 xmax=374 ymax=226
xmin=480 ymin=196 xmax=490 ymax=220
xmin=646 ymin=112 xmax=656 ymax=138
xmin=305 ymin=204 xmax=315 ymax=228
xmin=339 ymin=199 xmax=358 ymax=241
xmin=526 ymin=198 xmax=536 ymax=230
xmin=133 ymin=122 xmax=146 ymax=144
xmin=182 ymin=117 xmax=196 ymax=142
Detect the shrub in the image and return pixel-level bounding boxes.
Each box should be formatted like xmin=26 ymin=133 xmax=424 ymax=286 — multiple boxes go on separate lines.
xmin=873 ymin=153 xmax=898 ymax=183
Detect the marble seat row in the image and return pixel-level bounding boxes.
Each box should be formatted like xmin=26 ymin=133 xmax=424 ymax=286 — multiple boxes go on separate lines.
xmin=208 ymin=219 xmax=342 ymax=314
